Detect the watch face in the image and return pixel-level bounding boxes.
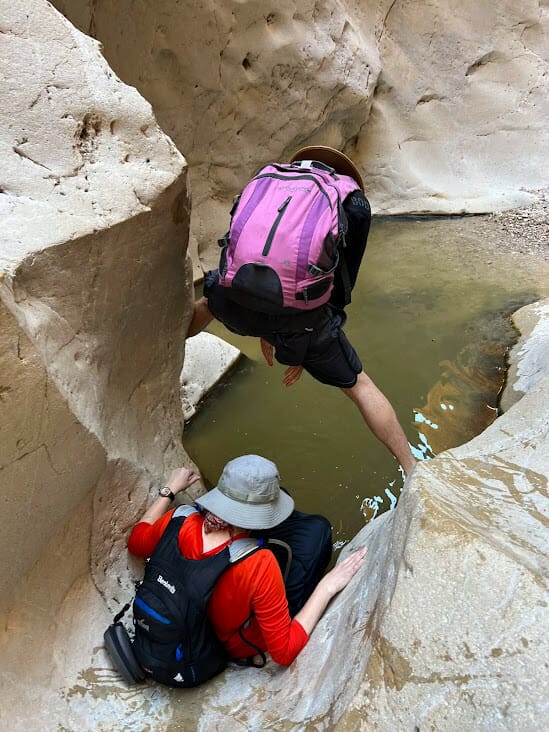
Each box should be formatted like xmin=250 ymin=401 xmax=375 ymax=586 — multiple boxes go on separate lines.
xmin=160 ymin=487 xmax=170 ymax=497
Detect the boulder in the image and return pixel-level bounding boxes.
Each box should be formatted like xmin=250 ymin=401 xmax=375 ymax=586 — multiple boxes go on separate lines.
xmin=181 ymin=332 xmax=241 ymax=420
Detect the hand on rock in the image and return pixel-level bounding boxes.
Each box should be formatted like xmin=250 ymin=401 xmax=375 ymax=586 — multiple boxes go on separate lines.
xmin=166 ymin=467 xmax=201 ymax=495
xmin=321 ymin=547 xmax=367 ymax=596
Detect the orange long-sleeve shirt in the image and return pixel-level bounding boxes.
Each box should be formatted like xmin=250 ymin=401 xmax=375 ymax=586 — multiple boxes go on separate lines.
xmin=128 ymin=510 xmax=309 ymax=665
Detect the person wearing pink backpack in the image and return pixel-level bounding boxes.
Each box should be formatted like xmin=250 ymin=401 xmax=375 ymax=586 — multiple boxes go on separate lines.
xmin=188 ymin=146 xmax=417 ymax=476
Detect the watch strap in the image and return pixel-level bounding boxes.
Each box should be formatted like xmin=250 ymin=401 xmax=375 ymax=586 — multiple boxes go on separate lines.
xmin=159 ymin=487 xmax=176 ymax=501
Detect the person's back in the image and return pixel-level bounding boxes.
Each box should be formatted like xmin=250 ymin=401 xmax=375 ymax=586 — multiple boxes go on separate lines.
xmin=187 ymin=147 xmax=417 ymax=476
xmin=130 ymin=507 xmax=308 ymax=666
xmin=127 ymin=458 xmax=366 ymax=685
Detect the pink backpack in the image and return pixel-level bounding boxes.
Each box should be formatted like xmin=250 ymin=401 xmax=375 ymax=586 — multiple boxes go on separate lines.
xmin=217 ymin=162 xmax=359 ymax=312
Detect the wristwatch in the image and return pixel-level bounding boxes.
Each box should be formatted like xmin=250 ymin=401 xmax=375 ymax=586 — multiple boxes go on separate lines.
xmin=159 ymin=486 xmax=176 ymax=501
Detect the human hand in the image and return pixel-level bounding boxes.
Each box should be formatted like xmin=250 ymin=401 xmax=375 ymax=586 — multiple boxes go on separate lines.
xmin=283 ymin=365 xmax=304 ymax=387
xmin=165 ymin=467 xmax=201 ymax=495
xmin=260 ymin=338 xmax=274 ymax=366
xmin=321 ymin=547 xmax=367 ymax=596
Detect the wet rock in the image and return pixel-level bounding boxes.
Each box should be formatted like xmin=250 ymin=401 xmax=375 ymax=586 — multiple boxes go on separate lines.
xmin=501 ymin=298 xmax=549 ymax=411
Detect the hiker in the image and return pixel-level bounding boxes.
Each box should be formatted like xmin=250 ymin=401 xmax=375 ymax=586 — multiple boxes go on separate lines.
xmin=127 ymin=458 xmax=366 ymax=681
xmin=187 ymin=146 xmax=417 ymax=475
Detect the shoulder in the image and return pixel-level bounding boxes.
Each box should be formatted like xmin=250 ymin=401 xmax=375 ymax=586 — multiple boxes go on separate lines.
xmin=175 ymin=509 xmax=204 ymax=541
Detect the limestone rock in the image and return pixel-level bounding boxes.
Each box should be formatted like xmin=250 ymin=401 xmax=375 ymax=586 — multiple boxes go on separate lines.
xmin=1 ymin=0 xmax=192 ymax=474
xmin=358 ymin=0 xmax=549 ymax=214
xmin=50 ymin=0 xmax=381 ymax=273
xmin=181 ymin=332 xmax=241 ymax=420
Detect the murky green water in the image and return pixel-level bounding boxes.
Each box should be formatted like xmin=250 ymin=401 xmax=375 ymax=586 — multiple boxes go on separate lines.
xmin=185 ymin=216 xmax=549 ymax=550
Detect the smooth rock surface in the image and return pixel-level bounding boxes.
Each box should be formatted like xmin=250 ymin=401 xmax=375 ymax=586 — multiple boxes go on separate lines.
xmin=500 ymin=298 xmax=549 ymax=412
xmin=0 ymin=299 xmax=105 ymax=614
xmin=51 ymin=0 xmax=549 ymax=272
xmin=0 ymin=3 xmax=199 ymax=727
xmin=181 ymin=332 xmax=241 ymax=420
xmin=1 ymin=2 xmax=547 ymax=730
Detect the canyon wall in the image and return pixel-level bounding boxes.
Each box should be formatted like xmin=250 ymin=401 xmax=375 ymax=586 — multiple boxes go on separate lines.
xmin=1 ymin=2 xmax=547 ymax=729
xmin=51 ymin=0 xmax=549 ymax=271
xmin=0 ymin=0 xmax=197 ymax=638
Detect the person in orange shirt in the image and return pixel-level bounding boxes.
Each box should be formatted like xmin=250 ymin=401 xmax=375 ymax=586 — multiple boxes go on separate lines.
xmin=128 ymin=455 xmax=366 ymax=669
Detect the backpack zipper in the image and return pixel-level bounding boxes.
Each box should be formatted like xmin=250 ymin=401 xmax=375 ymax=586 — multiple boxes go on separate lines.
xmin=262 ymin=196 xmax=292 ymax=256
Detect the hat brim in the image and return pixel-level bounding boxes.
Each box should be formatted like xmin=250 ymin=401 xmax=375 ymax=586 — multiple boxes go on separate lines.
xmin=290 ymin=145 xmax=364 ymax=192
xmin=195 ymin=486 xmax=295 ymax=530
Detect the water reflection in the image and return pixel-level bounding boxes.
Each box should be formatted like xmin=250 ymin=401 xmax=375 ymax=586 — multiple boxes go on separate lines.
xmin=186 ymin=216 xmax=549 ymax=548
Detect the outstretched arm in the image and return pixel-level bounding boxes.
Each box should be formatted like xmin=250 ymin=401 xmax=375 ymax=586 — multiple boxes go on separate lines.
xmin=294 ymin=547 xmax=367 ymax=635
xmin=187 ymin=297 xmax=214 ymax=337
xmin=342 ymin=371 xmax=417 ymax=475
xmin=128 ymin=467 xmax=201 ymax=557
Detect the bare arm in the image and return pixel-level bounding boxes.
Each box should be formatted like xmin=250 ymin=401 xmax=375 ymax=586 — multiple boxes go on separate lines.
xmin=187 ymin=297 xmax=215 ymax=338
xmin=139 ymin=467 xmax=201 ymax=525
xmin=294 ymin=547 xmax=367 ymax=635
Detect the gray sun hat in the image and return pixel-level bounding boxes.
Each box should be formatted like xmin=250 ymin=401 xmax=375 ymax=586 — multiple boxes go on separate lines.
xmin=195 ymin=455 xmax=294 ymax=530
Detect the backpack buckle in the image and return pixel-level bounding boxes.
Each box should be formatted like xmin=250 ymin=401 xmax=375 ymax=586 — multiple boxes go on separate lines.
xmin=292 ymin=159 xmax=336 ymax=175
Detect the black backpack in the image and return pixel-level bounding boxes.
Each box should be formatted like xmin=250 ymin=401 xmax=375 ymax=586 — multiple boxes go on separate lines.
xmin=133 ymin=508 xmax=265 ymax=687
xmin=104 ymin=506 xmax=291 ymax=687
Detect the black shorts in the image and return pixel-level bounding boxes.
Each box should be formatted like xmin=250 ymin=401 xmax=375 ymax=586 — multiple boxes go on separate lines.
xmin=265 ymin=310 xmax=362 ymax=389
xmin=205 ymin=275 xmax=362 ymax=389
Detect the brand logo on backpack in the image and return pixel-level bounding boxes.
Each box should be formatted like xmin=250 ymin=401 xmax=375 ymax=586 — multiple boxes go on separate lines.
xmin=131 ymin=515 xmax=264 ymax=689
xmin=218 ymin=162 xmax=359 ymax=312
xmin=156 ymin=574 xmax=176 ymax=594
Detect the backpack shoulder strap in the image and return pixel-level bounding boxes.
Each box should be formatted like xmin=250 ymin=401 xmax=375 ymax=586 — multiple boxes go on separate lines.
xmin=264 ymin=538 xmax=292 ymax=583
xmin=172 ymin=504 xmax=199 ymax=520
xmin=228 ymin=537 xmax=261 ymax=564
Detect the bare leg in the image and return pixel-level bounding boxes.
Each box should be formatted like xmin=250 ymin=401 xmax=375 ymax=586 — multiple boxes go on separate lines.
xmin=341 ymin=371 xmax=417 ymax=475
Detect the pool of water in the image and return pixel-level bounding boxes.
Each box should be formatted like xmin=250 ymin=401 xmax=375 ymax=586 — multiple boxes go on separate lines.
xmin=184 ymin=215 xmax=549 ymax=550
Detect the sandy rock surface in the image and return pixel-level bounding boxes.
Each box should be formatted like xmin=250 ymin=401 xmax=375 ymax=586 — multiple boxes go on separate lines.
xmin=0 ymin=2 xmax=547 ymax=730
